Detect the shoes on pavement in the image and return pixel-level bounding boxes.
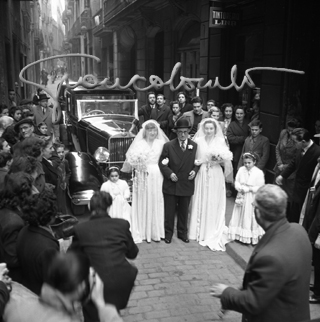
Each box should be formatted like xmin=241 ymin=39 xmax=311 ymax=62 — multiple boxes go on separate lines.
xmin=178 ymin=236 xmax=189 ymax=243
xmin=164 ymin=238 xmax=171 ymax=244
xmin=309 ymin=294 xmax=320 ymax=304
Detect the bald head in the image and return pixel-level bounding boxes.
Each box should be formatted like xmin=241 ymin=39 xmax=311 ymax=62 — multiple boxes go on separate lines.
xmin=255 ymin=184 xmax=287 ymax=222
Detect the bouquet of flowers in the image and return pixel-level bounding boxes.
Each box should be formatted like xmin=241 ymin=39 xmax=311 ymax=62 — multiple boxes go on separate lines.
xmin=207 ymin=145 xmax=233 ymax=165
xmin=127 ymin=150 xmax=149 ymax=172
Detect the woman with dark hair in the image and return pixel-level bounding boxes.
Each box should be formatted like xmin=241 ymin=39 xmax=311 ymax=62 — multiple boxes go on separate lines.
xmin=13 ymin=136 xmax=44 ymax=160
xmin=273 ymin=118 xmax=300 ymax=203
xmin=0 ymin=172 xmax=33 ymax=282
xmin=226 ymin=105 xmax=250 ymax=173
xmin=10 ymin=156 xmax=45 ymax=194
xmin=70 ymin=191 xmax=139 ymax=321
xmin=1 ymin=106 xmax=22 ymax=147
xmin=177 ymin=92 xmax=193 ymax=114
xmin=221 ymin=103 xmax=235 ymax=135
xmin=167 ymin=100 xmax=183 ymax=140
xmin=16 ymin=190 xmax=60 ymax=295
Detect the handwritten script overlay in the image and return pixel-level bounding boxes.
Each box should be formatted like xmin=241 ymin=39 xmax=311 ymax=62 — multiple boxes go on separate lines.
xmin=19 ymin=53 xmax=305 ymax=124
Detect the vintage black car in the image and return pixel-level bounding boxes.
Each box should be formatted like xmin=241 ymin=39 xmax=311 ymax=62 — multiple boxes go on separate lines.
xmin=61 ymin=84 xmax=137 ymax=214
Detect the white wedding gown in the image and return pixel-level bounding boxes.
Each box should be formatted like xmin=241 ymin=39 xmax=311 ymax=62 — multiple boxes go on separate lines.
xmin=131 ymin=139 xmax=165 ymax=243
xmin=188 ymin=136 xmax=230 ymax=251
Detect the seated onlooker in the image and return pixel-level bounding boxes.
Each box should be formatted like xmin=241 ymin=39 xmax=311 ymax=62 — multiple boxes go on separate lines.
xmin=70 ymin=191 xmax=139 ymax=320
xmin=0 ymin=172 xmax=34 ymax=282
xmin=3 ymin=252 xmax=122 ymax=322
xmin=238 ymin=119 xmax=270 ymax=171
xmin=17 ymin=190 xmax=60 ymax=295
xmin=0 ymin=152 xmax=13 ymax=186
xmin=167 ymin=100 xmax=183 ymax=140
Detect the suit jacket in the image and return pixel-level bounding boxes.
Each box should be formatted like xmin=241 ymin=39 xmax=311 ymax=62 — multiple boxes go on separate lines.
xmin=238 ymin=135 xmax=270 ymax=170
xmin=70 ymin=214 xmax=139 ymax=310
xmin=32 ymin=105 xmax=53 ymax=134
xmin=180 ymin=103 xmax=193 ymax=114
xmin=150 ymin=104 xmax=171 ymax=134
xmin=282 ymin=142 xmax=320 ymax=205
xmin=159 ymin=138 xmax=199 ymax=196
xmin=0 ymin=208 xmax=24 ymax=282
xmin=226 ymin=120 xmax=250 ymax=164
xmin=17 ymin=225 xmax=59 ymax=295
xmin=221 ymin=218 xmax=312 ymax=322
xmin=182 ymin=110 xmax=210 ymax=133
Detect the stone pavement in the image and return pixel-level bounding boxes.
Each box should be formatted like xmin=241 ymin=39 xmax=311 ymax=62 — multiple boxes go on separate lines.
xmin=120 ymin=197 xmax=320 ymax=322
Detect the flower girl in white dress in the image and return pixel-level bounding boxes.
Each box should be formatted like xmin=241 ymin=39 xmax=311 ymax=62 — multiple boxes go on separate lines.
xmin=228 ymin=152 xmax=265 ymax=244
xmin=100 ymin=167 xmax=131 ymax=224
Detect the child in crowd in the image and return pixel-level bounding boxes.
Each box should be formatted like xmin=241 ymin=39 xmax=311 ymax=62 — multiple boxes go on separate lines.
xmin=168 ymin=100 xmax=183 ymax=140
xmin=100 ymin=166 xmax=131 ymax=224
xmin=53 ymin=142 xmax=71 ymax=214
xmin=228 ymin=152 xmax=265 ymax=245
xmin=238 ymin=119 xmax=270 ymax=171
xmin=37 ymin=122 xmax=48 ymax=136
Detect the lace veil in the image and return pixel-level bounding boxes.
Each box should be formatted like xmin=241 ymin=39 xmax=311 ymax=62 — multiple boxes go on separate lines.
xmin=194 ymin=118 xmax=233 ymax=183
xmin=121 ymin=120 xmax=169 ymax=172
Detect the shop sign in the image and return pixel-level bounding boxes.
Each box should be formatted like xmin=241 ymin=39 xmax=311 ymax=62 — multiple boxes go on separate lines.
xmin=209 ymin=7 xmax=240 ymax=28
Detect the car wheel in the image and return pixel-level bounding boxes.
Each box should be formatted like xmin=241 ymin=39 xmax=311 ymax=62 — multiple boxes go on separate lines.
xmin=71 ymin=203 xmax=86 ymax=216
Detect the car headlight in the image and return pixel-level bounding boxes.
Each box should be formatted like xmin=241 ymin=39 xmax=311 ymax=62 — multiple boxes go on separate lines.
xmin=94 ymin=147 xmax=110 ymax=163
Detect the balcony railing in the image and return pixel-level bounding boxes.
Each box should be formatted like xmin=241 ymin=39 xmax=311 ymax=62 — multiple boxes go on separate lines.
xmin=67 ymin=8 xmax=92 ymax=39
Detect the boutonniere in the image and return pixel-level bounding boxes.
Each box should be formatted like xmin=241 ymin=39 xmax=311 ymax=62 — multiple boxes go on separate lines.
xmin=188 ymin=145 xmax=193 ymax=150
xmin=162 ymin=158 xmax=169 ymax=165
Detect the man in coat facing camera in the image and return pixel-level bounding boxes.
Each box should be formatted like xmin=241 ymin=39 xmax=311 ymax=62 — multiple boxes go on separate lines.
xmin=211 ymin=184 xmax=312 ymax=322
xmin=159 ymin=117 xmax=199 ymax=244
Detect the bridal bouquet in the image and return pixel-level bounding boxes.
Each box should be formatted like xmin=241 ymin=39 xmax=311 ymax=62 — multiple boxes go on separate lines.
xmin=207 ymin=146 xmax=233 ymax=164
xmin=127 ymin=150 xmax=149 ymax=172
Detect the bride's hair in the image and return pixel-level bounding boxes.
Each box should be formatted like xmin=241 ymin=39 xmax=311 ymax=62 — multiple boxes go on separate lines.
xmin=202 ymin=119 xmax=217 ymax=134
xmin=143 ymin=121 xmax=158 ymax=138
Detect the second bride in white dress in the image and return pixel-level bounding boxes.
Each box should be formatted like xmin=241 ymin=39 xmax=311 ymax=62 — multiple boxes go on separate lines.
xmin=122 ymin=120 xmax=169 ymax=243
xmin=188 ymin=118 xmax=233 ymax=251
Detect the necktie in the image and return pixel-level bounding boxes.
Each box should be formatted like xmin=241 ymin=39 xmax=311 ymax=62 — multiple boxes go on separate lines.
xmin=181 ymin=141 xmax=186 ymax=151
xmin=42 ymin=107 xmax=45 ymax=115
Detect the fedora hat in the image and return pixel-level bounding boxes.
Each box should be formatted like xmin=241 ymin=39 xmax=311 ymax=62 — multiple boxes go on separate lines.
xmin=36 ymin=93 xmax=51 ymax=102
xmin=14 ymin=118 xmax=34 ymax=133
xmin=174 ymin=117 xmax=191 ymax=129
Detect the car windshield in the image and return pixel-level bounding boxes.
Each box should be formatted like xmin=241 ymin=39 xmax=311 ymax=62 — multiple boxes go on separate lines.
xmin=77 ymin=99 xmax=137 ymax=119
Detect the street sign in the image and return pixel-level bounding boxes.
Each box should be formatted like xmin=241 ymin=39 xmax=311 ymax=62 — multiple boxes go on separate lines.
xmin=209 ymin=7 xmax=240 ymax=28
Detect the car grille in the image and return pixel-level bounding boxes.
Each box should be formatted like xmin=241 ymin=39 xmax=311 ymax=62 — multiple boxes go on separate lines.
xmin=109 ymin=137 xmax=134 ymax=162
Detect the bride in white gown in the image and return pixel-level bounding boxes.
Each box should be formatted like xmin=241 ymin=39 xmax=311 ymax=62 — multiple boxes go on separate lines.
xmin=122 ymin=120 xmax=169 ymax=243
xmin=188 ymin=118 xmax=233 ymax=251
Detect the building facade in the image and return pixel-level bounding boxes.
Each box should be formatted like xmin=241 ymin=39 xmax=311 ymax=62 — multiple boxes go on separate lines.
xmin=0 ymin=0 xmax=65 ymax=106
xmin=64 ymin=0 xmax=320 ymax=181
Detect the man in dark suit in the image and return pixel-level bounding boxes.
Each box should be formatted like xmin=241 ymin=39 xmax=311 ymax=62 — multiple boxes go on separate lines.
xmin=238 ymin=119 xmax=270 ymax=170
xmin=159 ymin=118 xmax=199 ymax=244
xmin=211 ymin=184 xmax=312 ymax=322
xmin=276 ymin=128 xmax=320 ymax=223
xmin=129 ymin=91 xmax=156 ymax=133
xmin=150 ymin=93 xmax=171 ymax=136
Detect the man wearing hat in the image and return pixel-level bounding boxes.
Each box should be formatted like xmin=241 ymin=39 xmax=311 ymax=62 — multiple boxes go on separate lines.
xmin=14 ymin=118 xmax=36 ymax=140
xmin=159 ymin=117 xmax=200 ymax=244
xmin=32 ymin=93 xmax=54 ymax=137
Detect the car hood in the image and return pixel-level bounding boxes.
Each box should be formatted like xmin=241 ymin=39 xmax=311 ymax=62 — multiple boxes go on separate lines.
xmin=84 ymin=115 xmax=133 ymax=134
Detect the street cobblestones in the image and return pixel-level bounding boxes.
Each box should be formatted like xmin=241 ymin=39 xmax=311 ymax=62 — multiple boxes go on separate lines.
xmin=122 ymin=240 xmax=243 ymax=322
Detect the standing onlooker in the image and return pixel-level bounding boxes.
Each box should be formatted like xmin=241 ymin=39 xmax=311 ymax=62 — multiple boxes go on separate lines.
xmin=238 ymin=120 xmax=270 ymax=171
xmin=0 ymin=138 xmax=11 ymax=153
xmin=17 ymin=190 xmax=60 ymax=295
xmin=188 ymin=119 xmax=233 ymax=251
xmin=70 ymin=191 xmax=138 ymax=320
xmin=276 ymin=128 xmax=320 ymax=223
xmin=226 ymin=105 xmax=250 ymax=173
xmin=100 ymin=167 xmax=131 ymax=224
xmin=314 ymin=119 xmax=320 ymax=145
xmin=0 ymin=104 xmax=9 ymax=117
xmin=209 ymin=106 xmax=225 ymax=132
xmin=206 ymin=99 xmax=216 ymax=113
xmin=273 ymin=118 xmax=300 ymax=204
xmin=167 ymin=100 xmax=183 ymax=140
xmin=228 ymin=152 xmax=265 ymax=244
xmin=32 ymin=94 xmax=54 ymax=137
xmin=2 ymin=107 xmax=22 ymax=146
xmin=0 ymin=152 xmax=13 ymax=186
xmin=129 ymin=91 xmax=157 ymax=133
xmin=150 ymin=94 xmax=171 ymax=136
xmin=123 ymin=120 xmax=168 ymax=243
xmin=8 ymin=89 xmax=17 ymax=108
xmin=212 ymin=184 xmax=312 ymax=322
xmin=159 ymin=117 xmax=199 ymax=244
xmin=182 ymin=96 xmax=210 ymax=137
xmin=177 ymin=92 xmax=193 ymax=114
xmin=220 ymin=103 xmax=234 ymax=137
xmin=0 ymin=172 xmax=34 ymax=282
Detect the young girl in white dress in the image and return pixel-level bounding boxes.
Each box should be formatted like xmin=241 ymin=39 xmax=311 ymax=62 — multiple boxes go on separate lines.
xmin=188 ymin=118 xmax=233 ymax=251
xmin=228 ymin=152 xmax=265 ymax=244
xmin=100 ymin=167 xmax=131 ymax=224
xmin=122 ymin=120 xmax=169 ymax=243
